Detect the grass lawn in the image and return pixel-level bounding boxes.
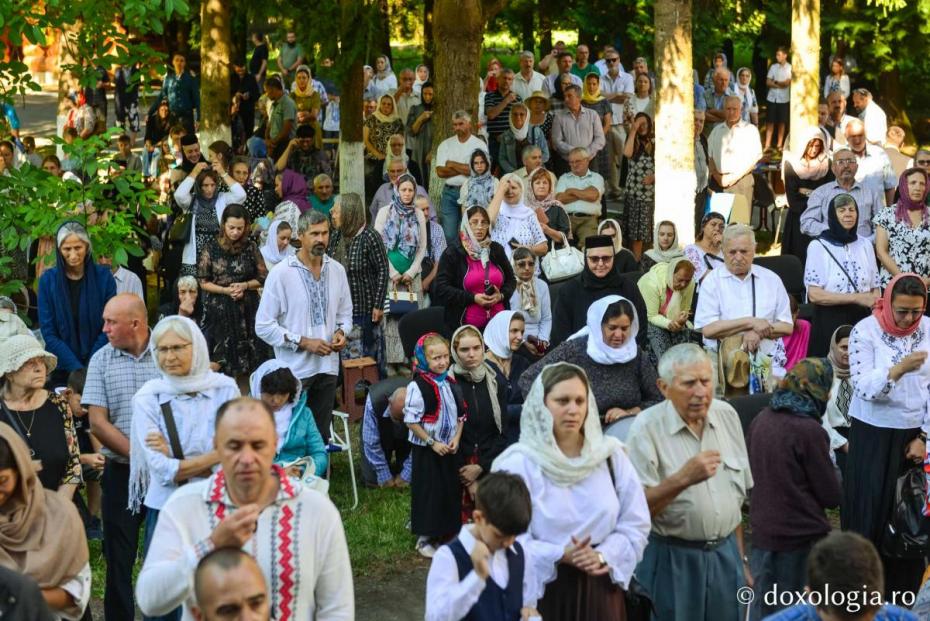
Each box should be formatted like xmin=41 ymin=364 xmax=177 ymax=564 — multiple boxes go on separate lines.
xmin=87 ymin=418 xmax=416 ymax=603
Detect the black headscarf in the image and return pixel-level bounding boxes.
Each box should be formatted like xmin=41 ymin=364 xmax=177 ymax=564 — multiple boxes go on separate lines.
xmin=819 ymin=193 xmax=858 ymax=246
xmin=581 ymin=235 xmax=624 ymax=290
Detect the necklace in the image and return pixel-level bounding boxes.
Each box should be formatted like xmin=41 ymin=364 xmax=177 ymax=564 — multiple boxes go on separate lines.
xmin=13 ymin=407 xmax=37 ymax=438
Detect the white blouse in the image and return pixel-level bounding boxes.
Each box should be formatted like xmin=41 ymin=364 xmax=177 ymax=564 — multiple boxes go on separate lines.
xmin=493 ymin=448 xmax=651 ymax=603
xmin=821 ymin=376 xmax=851 ymax=451
xmin=849 ymin=315 xmax=930 ymax=431
xmin=491 ymin=213 xmax=547 ymax=264
xmin=804 ymin=238 xmax=879 ymax=297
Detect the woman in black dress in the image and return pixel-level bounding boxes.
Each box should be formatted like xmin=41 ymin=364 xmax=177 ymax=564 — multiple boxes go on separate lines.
xmin=450 ymin=325 xmax=510 ymax=519
xmin=0 ymin=334 xmax=81 ymax=494
xmin=781 ymin=130 xmax=833 ymax=264
xmin=197 ymin=204 xmax=269 ymax=388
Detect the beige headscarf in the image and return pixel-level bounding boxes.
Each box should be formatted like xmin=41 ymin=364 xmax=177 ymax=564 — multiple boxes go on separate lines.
xmin=0 ymin=422 xmax=88 ymax=588
xmin=598 ymin=218 xmax=624 ymax=253
xmin=451 ymin=325 xmax=502 ymax=433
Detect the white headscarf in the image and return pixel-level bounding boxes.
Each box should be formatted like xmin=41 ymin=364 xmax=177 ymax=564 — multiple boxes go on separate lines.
xmin=498 ymin=174 xmax=535 ymax=219
xmin=260 ymin=219 xmax=295 ymax=268
xmin=569 ymin=295 xmax=639 ymax=365
xmin=130 ymin=315 xmax=238 ymax=511
xmin=249 ymin=359 xmax=301 ymax=451
xmin=509 ymin=104 xmax=530 ymax=141
xmin=484 ymin=310 xmax=522 ymax=359
xmin=492 ymin=362 xmax=622 ymax=487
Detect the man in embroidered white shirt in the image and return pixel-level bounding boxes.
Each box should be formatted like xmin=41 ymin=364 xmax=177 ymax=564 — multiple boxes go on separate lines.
xmin=136 ymin=397 xmax=354 ymax=621
xmin=255 ymin=210 xmax=353 ymax=441
xmin=694 ymin=224 xmax=793 ymax=396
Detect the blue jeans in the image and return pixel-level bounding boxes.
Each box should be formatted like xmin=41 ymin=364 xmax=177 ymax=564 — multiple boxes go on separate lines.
xmin=142 ymin=508 xmax=182 ymax=621
xmin=440 ymin=184 xmax=462 ymax=247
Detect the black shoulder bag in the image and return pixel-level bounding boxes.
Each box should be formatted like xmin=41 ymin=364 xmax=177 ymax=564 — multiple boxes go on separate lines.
xmin=160 ymin=402 xmax=188 ymax=486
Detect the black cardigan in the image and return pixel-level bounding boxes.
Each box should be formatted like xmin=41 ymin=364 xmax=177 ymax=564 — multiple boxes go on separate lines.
xmin=434 ymin=241 xmax=517 ymax=332
xmin=549 ymin=272 xmax=648 ymax=348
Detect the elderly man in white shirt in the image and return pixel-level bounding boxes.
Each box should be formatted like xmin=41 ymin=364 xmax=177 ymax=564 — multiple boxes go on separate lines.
xmin=555 ymin=147 xmax=605 ymax=248
xmin=707 ymin=96 xmax=763 ymax=218
xmin=844 ymin=118 xmax=896 ymax=205
xmin=600 ymin=51 xmax=635 ymax=199
xmin=513 ymin=51 xmax=546 ymax=101
xmin=694 ymin=224 xmax=793 ymax=396
xmin=851 ymin=88 xmax=888 ymax=146
xmin=136 ymin=397 xmax=354 ymax=621
xmin=255 ymin=210 xmax=352 ymax=442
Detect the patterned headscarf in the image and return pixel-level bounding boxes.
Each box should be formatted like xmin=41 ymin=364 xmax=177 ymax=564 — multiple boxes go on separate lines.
xmin=459 ymin=206 xmax=492 ymax=266
xmin=463 ymin=149 xmax=495 ymax=207
xmin=414 ymin=332 xmax=450 ymax=384
xmin=380 ymin=173 xmax=421 ymax=261
xmin=768 ymin=357 xmax=834 ymax=421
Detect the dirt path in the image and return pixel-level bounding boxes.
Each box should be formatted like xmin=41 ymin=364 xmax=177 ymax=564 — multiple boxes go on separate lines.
xmin=355 ymin=565 xmax=429 ymax=619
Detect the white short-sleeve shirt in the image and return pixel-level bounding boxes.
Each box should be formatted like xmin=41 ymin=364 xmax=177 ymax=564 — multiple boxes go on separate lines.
xmin=804 ymin=237 xmax=879 ymax=296
xmin=766 ymin=62 xmax=791 ymax=104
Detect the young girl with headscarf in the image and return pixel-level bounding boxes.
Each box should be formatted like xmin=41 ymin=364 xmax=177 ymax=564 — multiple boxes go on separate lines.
xmin=458 ymin=149 xmax=499 ymax=208
xmin=640 ymin=220 xmax=684 ymax=271
xmin=259 ymin=219 xmax=295 ymax=271
xmin=375 ymin=173 xmax=428 ymax=370
xmin=404 ymin=333 xmax=466 ymax=558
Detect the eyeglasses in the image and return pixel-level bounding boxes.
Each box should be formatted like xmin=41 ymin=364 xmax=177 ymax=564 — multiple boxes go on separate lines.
xmin=835 ymin=158 xmax=857 ymax=165
xmin=846 ymin=133 xmax=865 ymax=139
xmin=893 ymin=308 xmax=924 ymax=319
xmin=917 ymin=159 xmax=930 ymax=165
xmin=587 ymin=255 xmax=613 ymax=264
xmin=155 ymin=343 xmax=192 ymax=356
xmin=606 ymin=58 xmax=619 ymax=63
xmin=515 ymin=260 xmax=535 ymax=268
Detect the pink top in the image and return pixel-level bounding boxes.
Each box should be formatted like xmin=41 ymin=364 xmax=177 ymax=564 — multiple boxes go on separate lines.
xmin=783 ymin=318 xmax=811 ymax=371
xmin=462 ymin=256 xmax=505 ymax=329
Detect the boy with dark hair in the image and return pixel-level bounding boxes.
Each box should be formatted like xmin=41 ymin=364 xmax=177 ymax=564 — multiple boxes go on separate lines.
xmin=764 ymin=531 xmax=916 ymax=621
xmin=64 ymin=368 xmax=105 ymax=539
xmin=425 ymin=472 xmax=540 ymax=621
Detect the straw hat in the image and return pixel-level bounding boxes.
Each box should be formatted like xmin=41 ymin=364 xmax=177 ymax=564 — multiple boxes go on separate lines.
xmin=0 ymin=334 xmax=58 ymax=377
xmin=525 ymin=90 xmax=550 ymax=110
xmin=718 ymin=335 xmax=750 ymax=389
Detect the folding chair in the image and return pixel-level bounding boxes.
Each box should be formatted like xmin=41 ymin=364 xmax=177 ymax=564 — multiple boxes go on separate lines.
xmin=327 ymin=410 xmax=359 ymax=510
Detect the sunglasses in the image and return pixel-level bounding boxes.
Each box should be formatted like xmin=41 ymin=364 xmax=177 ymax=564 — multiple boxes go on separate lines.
xmin=606 ymin=58 xmax=619 ymax=63
xmin=917 ymin=159 xmax=930 ymax=165
xmin=515 ymin=260 xmax=535 ymax=268
xmin=587 ymin=255 xmax=613 ymax=264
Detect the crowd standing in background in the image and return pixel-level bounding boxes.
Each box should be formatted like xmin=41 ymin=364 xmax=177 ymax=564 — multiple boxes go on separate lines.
xmin=2 ymin=31 xmax=930 ymax=621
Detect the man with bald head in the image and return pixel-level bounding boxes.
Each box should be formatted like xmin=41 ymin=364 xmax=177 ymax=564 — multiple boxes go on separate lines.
xmin=137 ymin=397 xmax=354 ymax=620
xmin=192 ymin=548 xmax=270 ymax=621
xmin=82 ymin=292 xmax=159 ymax=620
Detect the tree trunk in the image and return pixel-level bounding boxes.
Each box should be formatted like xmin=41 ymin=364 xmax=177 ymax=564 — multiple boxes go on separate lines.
xmin=654 ymin=0 xmax=697 ymax=243
xmin=521 ymin=8 xmax=535 ymax=54
xmin=878 ymin=67 xmax=911 ymax=134
xmin=373 ymin=0 xmax=393 ymax=63
xmin=429 ymin=0 xmax=507 ymax=201
xmin=788 ymin=0 xmax=819 ymax=154
xmin=339 ymin=0 xmax=367 ymax=198
xmin=199 ymin=0 xmax=231 ymax=145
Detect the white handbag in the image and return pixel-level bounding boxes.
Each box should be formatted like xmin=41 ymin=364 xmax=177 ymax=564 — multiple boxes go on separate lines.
xmin=541 ymin=232 xmax=585 ymax=282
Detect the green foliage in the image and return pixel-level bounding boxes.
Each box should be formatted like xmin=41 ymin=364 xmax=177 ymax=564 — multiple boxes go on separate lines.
xmin=0 ymin=129 xmax=166 ymax=296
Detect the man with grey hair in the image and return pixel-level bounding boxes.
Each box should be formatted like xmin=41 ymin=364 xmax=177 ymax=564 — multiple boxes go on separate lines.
xmin=256 ymin=210 xmax=353 ymax=441
xmin=704 ymin=67 xmax=736 ymax=127
xmin=434 ymin=110 xmax=489 ymax=245
xmin=555 ymin=146 xmax=605 ymax=247
xmin=800 ymin=147 xmax=887 ymax=241
xmin=844 ymin=118 xmax=896 ymax=204
xmin=626 ymin=343 xmax=753 ymax=621
xmin=851 ymin=88 xmax=887 ymax=146
xmin=694 ymin=224 xmax=792 ymax=395
xmin=513 ymin=51 xmax=546 ymax=101
xmin=707 ymin=95 xmax=762 ymax=216
xmin=361 ymin=380 xmax=411 ymax=488
xmin=513 ymin=144 xmax=544 ymax=182
xmin=552 ymin=83 xmax=605 ymax=176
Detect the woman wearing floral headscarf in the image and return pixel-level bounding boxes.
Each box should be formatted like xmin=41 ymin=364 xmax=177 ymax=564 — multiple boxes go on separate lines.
xmin=434 ymin=205 xmax=516 ymax=333
xmin=363 ymin=94 xmax=404 ymax=202
xmin=290 ymin=65 xmax=323 ymax=150
xmin=746 ymin=358 xmax=841 ymax=621
xmin=493 ymin=363 xmax=650 ymax=620
xmin=375 ymin=173 xmax=427 ymax=370
xmin=458 ymin=149 xmax=499 ymax=208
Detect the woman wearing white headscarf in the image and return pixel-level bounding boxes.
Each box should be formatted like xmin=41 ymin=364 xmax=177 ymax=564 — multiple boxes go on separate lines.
xmin=493 ymin=362 xmax=651 ymax=621
xmin=484 ymin=310 xmax=531 ymax=408
xmin=640 ymin=220 xmax=685 ymax=271
xmin=129 ymin=316 xmax=239 ymax=559
xmin=487 ymin=173 xmax=548 ymax=263
xmin=520 ymin=295 xmax=662 ymax=441
xmin=259 ymin=219 xmax=295 ymax=271
xmin=248 ymin=359 xmax=327 ymax=477
xmin=370 ymin=55 xmax=397 ymax=99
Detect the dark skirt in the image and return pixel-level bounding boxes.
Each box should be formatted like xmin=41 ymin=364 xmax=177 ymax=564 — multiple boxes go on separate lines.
xmin=842 ymin=417 xmax=924 ymax=597
xmin=809 ymin=302 xmax=870 ymax=357
xmin=410 ymin=444 xmax=461 ymax=538
xmin=537 ymin=563 xmax=626 ymax=621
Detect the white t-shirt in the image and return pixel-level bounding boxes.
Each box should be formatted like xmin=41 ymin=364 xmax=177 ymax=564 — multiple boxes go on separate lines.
xmin=766 ymin=62 xmax=791 ymax=104
xmin=803 ymin=238 xmax=879 ymax=296
xmin=435 ymin=135 xmax=489 ymax=187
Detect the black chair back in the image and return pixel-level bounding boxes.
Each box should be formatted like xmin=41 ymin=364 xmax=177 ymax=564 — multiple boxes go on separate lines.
xmin=726 ymin=393 xmax=772 ymax=438
xmin=397 ymin=306 xmax=450 ymax=358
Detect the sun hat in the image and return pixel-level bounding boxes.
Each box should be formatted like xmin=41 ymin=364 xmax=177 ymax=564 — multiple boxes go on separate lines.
xmin=525 ymin=90 xmax=550 ymax=110
xmin=0 ymin=334 xmax=58 ymax=377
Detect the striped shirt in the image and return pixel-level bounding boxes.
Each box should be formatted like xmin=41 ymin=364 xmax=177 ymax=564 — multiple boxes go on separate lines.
xmin=483 ymin=90 xmax=522 ymax=137
xmin=82 ymin=341 xmax=158 ymax=463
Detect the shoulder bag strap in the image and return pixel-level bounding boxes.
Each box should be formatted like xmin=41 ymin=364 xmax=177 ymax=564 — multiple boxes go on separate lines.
xmin=816 ymin=239 xmax=857 ymax=292
xmin=0 ymin=400 xmax=28 ymax=441
xmin=160 ymin=401 xmax=189 ymax=486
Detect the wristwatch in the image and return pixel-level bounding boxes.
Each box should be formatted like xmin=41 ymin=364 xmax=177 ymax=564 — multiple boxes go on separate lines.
xmin=596 ymin=552 xmax=607 ymax=567
xmin=426 ymin=436 xmax=435 ymax=446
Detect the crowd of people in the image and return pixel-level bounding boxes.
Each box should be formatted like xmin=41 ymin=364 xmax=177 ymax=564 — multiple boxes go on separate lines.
xmin=1 ymin=31 xmax=930 ymax=621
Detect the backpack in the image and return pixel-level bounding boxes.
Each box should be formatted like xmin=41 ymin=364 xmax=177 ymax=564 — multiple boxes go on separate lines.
xmin=881 ymin=466 xmax=930 ymax=559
